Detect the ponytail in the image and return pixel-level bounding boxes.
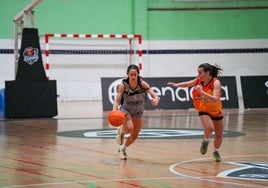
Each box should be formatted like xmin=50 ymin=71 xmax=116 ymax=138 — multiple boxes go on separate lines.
xmin=198 ymin=63 xmax=223 ymax=77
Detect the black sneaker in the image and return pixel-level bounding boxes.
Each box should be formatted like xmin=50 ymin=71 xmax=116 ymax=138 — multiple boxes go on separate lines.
xmin=213 ymin=151 xmax=222 ymax=162
xmin=200 ymin=139 xmax=210 ymax=155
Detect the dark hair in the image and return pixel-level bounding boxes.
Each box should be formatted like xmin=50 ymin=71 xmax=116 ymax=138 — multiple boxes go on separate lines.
xmin=127 ymin=64 xmax=140 ymax=75
xmin=198 ymin=63 xmax=223 ymax=77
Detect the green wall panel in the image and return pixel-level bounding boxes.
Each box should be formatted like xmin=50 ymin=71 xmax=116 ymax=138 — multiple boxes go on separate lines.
xmin=34 ymin=0 xmax=133 ymax=35
xmin=1 ymin=0 xmax=268 ymax=40
xmin=0 ymin=0 xmax=32 ymax=38
xmin=148 ymin=9 xmax=268 ymax=40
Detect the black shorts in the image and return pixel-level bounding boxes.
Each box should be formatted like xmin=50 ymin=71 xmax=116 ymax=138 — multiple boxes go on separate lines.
xmin=199 ymin=111 xmax=223 ymax=121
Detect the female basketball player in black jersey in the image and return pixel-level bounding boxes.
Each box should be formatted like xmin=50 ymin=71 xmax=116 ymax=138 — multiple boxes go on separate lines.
xmin=112 ymin=64 xmax=160 ymax=160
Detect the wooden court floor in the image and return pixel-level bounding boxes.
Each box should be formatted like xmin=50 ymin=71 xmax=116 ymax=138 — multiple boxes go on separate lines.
xmin=0 ymin=101 xmax=267 ymax=188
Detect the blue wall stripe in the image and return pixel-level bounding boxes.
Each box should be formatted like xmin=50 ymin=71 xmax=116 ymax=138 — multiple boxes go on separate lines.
xmin=1 ymin=48 xmax=268 ymax=55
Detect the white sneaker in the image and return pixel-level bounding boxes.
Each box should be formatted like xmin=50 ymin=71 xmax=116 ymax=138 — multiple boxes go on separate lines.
xmin=116 ymin=127 xmax=124 ymax=145
xmin=118 ymin=148 xmax=127 ymax=160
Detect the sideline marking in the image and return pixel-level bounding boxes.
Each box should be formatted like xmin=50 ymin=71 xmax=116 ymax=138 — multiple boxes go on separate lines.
xmin=0 ymin=176 xmax=185 ymax=188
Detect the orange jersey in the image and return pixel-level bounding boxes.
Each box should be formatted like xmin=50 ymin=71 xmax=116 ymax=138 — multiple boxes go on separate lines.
xmin=192 ymin=77 xmax=223 ymax=116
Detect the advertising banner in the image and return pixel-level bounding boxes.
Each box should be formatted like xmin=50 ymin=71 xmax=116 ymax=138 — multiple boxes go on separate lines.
xmin=241 ymin=76 xmax=268 ymax=108
xmin=101 ymin=76 xmax=239 ymax=111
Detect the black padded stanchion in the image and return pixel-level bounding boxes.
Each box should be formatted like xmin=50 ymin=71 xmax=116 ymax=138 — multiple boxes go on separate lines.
xmin=15 ymin=28 xmax=47 ymax=82
xmin=5 ymin=28 xmax=58 ymax=118
xmin=5 ymin=81 xmax=58 ymax=118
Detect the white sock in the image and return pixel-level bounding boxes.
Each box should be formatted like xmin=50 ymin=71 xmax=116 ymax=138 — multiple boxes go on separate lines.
xmin=120 ymin=144 xmax=126 ymax=151
xmin=204 ymin=138 xmax=210 ymax=142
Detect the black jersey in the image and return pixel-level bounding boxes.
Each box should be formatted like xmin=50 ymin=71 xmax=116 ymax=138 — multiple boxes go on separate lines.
xmin=120 ymin=78 xmax=146 ymax=116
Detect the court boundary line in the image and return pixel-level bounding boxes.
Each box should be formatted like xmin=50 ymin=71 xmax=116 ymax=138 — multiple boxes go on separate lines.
xmin=1 ymin=176 xmax=186 ymax=188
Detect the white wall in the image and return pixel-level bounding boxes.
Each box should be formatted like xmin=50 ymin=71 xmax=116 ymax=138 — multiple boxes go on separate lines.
xmin=0 ymin=39 xmax=16 ymax=87
xmin=146 ymin=40 xmax=268 ymax=98
xmin=1 ymin=38 xmax=268 ymax=101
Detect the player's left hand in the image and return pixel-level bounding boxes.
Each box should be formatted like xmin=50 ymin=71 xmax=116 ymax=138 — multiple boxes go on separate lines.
xmin=151 ymin=97 xmax=160 ymax=106
xmin=195 ymin=85 xmax=203 ymax=94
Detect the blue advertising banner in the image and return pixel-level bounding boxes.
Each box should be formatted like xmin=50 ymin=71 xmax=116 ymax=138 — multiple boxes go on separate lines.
xmin=101 ymin=76 xmax=239 ymax=111
xmin=241 ymin=76 xmax=268 ymax=108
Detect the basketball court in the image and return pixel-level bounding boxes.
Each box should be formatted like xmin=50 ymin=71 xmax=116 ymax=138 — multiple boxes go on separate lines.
xmin=0 ymin=101 xmax=267 ymax=188
xmin=1 ymin=1 xmax=268 ymax=187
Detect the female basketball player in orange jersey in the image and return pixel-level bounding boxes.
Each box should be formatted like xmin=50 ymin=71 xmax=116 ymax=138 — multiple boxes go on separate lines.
xmin=167 ymin=63 xmax=223 ymax=162
xmin=112 ymin=64 xmax=160 ymax=160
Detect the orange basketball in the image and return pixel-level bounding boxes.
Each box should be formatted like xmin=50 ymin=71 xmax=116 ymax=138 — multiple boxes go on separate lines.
xmin=108 ymin=110 xmax=125 ymax=127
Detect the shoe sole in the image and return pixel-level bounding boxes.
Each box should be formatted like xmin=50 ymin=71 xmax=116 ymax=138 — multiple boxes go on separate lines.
xmin=213 ymin=155 xmax=221 ymax=162
xmin=200 ymin=149 xmax=208 ymax=155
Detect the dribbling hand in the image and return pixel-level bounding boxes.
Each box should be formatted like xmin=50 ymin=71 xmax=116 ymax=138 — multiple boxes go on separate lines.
xmin=151 ymin=97 xmax=160 ymax=106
